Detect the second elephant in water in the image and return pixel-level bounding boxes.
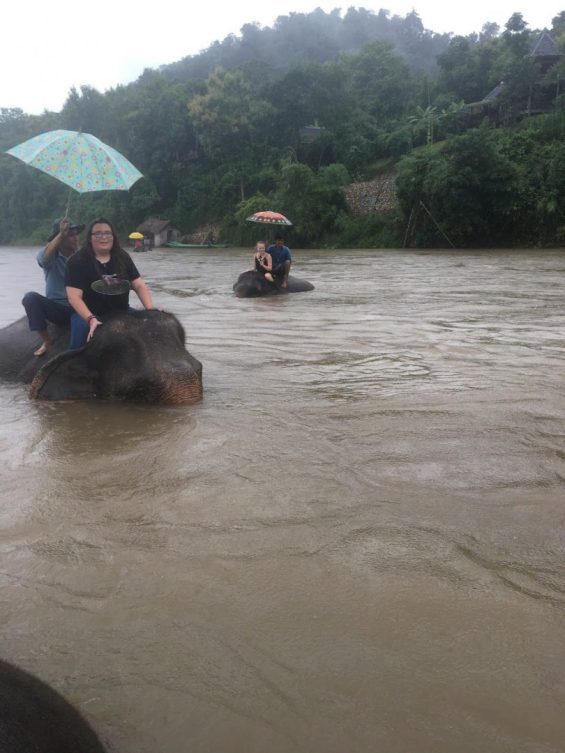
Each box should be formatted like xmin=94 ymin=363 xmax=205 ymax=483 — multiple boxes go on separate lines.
xmin=233 ymin=270 xmax=314 ymax=298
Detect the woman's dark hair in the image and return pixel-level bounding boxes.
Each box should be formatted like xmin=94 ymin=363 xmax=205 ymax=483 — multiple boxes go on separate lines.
xmin=83 ymin=217 xmax=130 ymax=277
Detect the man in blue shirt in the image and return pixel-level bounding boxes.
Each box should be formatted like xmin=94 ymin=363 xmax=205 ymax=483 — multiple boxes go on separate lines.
xmin=267 ymin=235 xmax=292 ymax=288
xmin=22 ymin=217 xmax=84 ymax=356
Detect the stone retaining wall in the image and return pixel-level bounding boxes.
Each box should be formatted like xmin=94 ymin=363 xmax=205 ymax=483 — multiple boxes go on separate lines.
xmin=344 ymin=170 xmax=398 ymax=215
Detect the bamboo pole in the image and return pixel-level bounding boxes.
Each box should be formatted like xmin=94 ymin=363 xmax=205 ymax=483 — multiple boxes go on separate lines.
xmin=419 ymin=201 xmax=456 ymax=248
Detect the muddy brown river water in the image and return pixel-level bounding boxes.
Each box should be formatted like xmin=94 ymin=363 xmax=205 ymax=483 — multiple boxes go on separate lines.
xmin=0 ymin=245 xmax=564 ymax=753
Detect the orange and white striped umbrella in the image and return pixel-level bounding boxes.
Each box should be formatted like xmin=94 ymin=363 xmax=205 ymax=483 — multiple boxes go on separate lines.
xmin=246 ymin=210 xmax=292 ymax=226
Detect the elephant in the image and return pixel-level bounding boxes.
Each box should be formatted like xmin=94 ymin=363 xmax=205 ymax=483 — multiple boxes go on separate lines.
xmin=0 ymin=659 xmax=106 ymax=753
xmin=0 ymin=310 xmax=203 ymax=404
xmin=233 ymin=270 xmax=314 ymax=298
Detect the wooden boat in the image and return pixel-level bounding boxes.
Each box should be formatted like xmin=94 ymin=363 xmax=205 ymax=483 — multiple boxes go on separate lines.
xmin=165 ymin=241 xmax=230 ymax=249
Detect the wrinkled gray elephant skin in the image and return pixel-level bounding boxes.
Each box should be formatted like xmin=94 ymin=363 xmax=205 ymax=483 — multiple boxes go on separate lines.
xmin=0 ymin=311 xmax=203 ymax=405
xmin=0 ymin=659 xmax=106 ymax=753
xmin=233 ymin=271 xmax=314 ymax=298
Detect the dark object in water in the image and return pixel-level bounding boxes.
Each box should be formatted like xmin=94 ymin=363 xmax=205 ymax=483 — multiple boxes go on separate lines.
xmin=233 ymin=270 xmax=314 ymax=298
xmin=0 ymin=659 xmax=106 ymax=753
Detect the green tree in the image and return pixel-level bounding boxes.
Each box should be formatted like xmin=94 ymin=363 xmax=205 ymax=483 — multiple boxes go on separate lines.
xmin=408 ymin=105 xmax=440 ymax=146
xmin=189 ymin=68 xmax=275 ymax=202
xmin=342 ymin=41 xmax=416 ymax=121
xmin=272 ymin=162 xmax=350 ymax=244
xmin=437 ymin=36 xmax=499 ymax=103
xmin=396 ymin=129 xmax=519 ymax=246
xmin=61 ymin=86 xmax=108 ymax=134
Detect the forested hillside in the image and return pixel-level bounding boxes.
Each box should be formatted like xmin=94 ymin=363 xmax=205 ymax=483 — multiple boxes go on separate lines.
xmin=1 ymin=8 xmax=564 ymax=247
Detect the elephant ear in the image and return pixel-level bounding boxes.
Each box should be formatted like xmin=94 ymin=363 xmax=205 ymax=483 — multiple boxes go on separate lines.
xmin=29 ymin=348 xmax=98 ymax=400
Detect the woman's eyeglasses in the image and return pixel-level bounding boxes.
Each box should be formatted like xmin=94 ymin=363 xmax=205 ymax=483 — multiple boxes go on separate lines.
xmin=91 ymin=231 xmax=113 ymax=238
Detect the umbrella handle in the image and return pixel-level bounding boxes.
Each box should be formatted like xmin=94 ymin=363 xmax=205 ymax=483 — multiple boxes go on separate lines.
xmin=65 ymin=188 xmax=72 ymax=219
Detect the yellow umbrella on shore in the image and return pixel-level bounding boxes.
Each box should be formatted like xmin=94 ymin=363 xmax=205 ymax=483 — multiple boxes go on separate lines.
xmin=129 ymin=231 xmax=144 ymax=239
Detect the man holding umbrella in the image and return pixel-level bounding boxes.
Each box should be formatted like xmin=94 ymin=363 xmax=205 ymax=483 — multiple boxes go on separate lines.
xmin=21 ymin=217 xmax=84 ymax=356
xmin=267 ymin=235 xmax=292 ymax=288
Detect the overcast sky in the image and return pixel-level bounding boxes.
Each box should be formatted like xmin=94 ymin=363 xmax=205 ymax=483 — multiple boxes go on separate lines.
xmin=2 ymin=0 xmax=562 ymax=115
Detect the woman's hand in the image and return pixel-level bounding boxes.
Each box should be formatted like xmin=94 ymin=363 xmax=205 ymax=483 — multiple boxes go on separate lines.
xmin=87 ymin=317 xmax=102 ymax=342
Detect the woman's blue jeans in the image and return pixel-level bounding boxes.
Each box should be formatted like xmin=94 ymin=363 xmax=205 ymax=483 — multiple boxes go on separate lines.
xmin=68 ymin=308 xmax=138 ymax=350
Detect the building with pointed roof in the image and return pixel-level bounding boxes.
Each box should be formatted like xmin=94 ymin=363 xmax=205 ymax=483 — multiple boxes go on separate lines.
xmin=464 ymin=30 xmax=563 ymax=123
xmin=527 ymin=30 xmax=563 ymax=115
xmin=529 ymin=30 xmax=562 ymax=69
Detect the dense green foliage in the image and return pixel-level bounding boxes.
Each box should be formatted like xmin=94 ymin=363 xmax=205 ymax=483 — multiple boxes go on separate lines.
xmin=1 ymin=8 xmax=564 ymax=247
xmin=397 ymin=108 xmax=565 ymax=246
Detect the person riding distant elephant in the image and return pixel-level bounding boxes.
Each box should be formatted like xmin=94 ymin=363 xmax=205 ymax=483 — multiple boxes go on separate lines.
xmin=267 ymin=235 xmax=292 ymax=288
xmin=253 ymin=240 xmax=275 ymax=283
xmin=234 ymin=237 xmax=311 ymax=297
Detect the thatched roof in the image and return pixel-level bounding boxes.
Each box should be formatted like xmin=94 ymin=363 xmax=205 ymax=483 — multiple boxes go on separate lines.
xmin=530 ymin=30 xmax=562 ymax=59
xmin=137 ymin=218 xmax=171 ymax=234
xmin=482 ymin=81 xmax=505 ymax=102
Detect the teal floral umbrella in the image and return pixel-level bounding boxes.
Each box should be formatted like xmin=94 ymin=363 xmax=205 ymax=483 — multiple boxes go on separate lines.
xmin=6 ymin=129 xmax=143 ymax=215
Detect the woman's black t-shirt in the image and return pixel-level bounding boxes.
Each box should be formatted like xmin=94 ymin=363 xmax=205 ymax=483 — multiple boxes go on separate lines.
xmin=65 ymin=250 xmax=140 ymax=317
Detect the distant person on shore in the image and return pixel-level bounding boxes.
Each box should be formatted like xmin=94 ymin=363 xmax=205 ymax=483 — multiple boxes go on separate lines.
xmin=65 ymin=217 xmax=155 ymax=349
xmin=267 ymin=235 xmax=292 ymax=288
xmin=21 ymin=217 xmax=84 ymax=356
xmin=253 ymin=240 xmax=274 ymax=283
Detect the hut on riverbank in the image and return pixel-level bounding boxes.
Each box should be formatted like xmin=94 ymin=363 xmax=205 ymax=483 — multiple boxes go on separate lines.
xmin=137 ymin=218 xmax=181 ymax=247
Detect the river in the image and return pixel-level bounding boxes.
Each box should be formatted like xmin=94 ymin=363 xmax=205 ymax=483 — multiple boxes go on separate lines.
xmin=1 ymin=245 xmax=564 ymax=753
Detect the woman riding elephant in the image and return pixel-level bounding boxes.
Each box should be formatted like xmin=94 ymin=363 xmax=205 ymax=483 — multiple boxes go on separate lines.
xmin=65 ymin=217 xmax=155 ymax=349
xmin=253 ymin=240 xmax=275 ymax=284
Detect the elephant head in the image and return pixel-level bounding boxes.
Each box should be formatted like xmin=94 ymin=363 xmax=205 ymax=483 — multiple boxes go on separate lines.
xmin=0 ymin=659 xmax=106 ymax=753
xmin=29 ymin=310 xmax=203 ymax=405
